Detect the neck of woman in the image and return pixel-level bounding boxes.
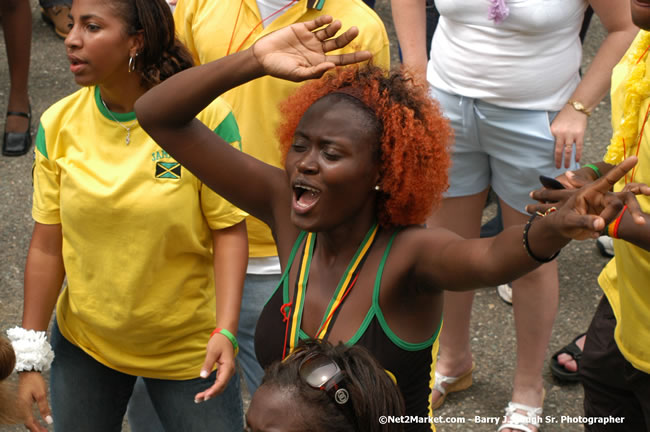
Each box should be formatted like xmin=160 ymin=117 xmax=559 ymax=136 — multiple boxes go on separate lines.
xmin=314 ymin=217 xmax=378 ymax=268
xmin=98 ymin=77 xmax=148 ymax=113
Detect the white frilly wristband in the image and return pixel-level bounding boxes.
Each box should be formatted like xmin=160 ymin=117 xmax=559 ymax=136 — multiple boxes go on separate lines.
xmin=6 ymin=327 xmax=55 ymax=372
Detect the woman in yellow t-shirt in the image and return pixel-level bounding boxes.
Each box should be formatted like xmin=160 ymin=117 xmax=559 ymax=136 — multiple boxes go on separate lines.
xmin=8 ymin=1 xmax=248 ymax=431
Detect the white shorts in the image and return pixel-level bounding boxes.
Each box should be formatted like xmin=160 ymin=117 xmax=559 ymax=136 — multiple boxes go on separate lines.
xmin=432 ymin=87 xmax=578 ymax=214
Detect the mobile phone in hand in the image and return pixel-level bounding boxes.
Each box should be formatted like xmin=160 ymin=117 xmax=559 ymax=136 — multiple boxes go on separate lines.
xmin=539 ymin=175 xmax=566 ymax=190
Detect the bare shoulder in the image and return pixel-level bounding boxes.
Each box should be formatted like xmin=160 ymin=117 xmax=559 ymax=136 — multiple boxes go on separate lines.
xmin=380 ymin=225 xmax=461 ymax=293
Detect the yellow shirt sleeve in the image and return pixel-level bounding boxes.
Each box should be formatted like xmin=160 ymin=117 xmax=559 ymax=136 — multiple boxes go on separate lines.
xmin=32 ymin=123 xmax=62 ymax=225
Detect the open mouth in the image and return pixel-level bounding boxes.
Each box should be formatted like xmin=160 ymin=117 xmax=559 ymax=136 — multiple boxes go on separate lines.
xmin=293 ymin=183 xmax=321 ymax=213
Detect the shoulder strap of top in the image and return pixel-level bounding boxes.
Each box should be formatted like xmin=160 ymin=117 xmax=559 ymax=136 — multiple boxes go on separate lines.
xmin=373 ymin=229 xmax=400 ymax=303
xmin=372 ymin=229 xmax=440 ymax=351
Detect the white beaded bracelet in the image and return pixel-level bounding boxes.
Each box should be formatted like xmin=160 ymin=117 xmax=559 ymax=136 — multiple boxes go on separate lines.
xmin=6 ymin=327 xmax=55 ymax=372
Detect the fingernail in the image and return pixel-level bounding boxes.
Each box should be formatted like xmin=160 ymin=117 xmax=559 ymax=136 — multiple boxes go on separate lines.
xmin=46 ymin=415 xmax=54 ymax=424
xmin=200 ymin=370 xmax=209 ymax=378
xmin=204 ymin=395 xmax=211 ymax=402
xmin=194 ymin=398 xmax=202 ymax=404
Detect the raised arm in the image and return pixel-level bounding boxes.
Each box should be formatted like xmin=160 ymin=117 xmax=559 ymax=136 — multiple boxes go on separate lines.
xmin=135 ymin=16 xmax=371 ymax=230
xmin=414 ymin=157 xmax=643 ymax=290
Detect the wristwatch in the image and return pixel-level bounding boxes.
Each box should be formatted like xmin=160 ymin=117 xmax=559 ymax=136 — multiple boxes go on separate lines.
xmin=567 ymin=100 xmax=591 ymax=116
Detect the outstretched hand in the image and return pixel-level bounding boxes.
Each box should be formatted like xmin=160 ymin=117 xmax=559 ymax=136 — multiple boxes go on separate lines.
xmin=252 ymin=15 xmax=372 ymax=82
xmin=526 ymin=157 xmax=647 ymax=240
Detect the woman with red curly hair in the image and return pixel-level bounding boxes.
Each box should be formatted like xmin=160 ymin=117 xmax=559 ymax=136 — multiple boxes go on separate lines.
xmin=136 ymin=16 xmax=639 ymax=430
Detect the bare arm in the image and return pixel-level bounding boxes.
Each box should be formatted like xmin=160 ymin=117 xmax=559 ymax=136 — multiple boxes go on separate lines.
xmin=390 ymin=0 xmax=428 ymax=79
xmin=20 ymin=222 xmax=65 ymax=432
xmin=415 ymin=158 xmax=641 ymax=290
xmin=195 ymin=221 xmax=248 ymax=402
xmin=22 ymin=223 xmax=65 ymax=330
xmin=553 ymin=0 xmax=638 ymax=168
xmin=136 ymin=17 xmax=371 ymax=231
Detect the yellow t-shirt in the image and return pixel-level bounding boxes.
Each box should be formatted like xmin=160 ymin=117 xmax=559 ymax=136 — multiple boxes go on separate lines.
xmin=175 ymin=0 xmax=391 ymax=257
xmin=598 ymin=31 xmax=650 ymax=374
xmin=34 ymin=86 xmax=247 ymax=379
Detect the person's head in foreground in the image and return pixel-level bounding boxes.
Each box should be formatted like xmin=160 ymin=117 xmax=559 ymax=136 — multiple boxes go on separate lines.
xmin=246 ymin=340 xmax=405 ymax=432
xmin=0 ymin=337 xmax=22 ymax=425
xmin=277 ymin=64 xmax=452 ymax=230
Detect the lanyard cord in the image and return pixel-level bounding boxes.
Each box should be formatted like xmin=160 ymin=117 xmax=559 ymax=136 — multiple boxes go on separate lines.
xmin=284 ymin=224 xmax=379 ymax=358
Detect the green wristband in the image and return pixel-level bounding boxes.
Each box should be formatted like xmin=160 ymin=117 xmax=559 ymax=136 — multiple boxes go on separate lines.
xmin=584 ymin=163 xmax=602 ymax=179
xmin=210 ymin=327 xmax=239 ymax=356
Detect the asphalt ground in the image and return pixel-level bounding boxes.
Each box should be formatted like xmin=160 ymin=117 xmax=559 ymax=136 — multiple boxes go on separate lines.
xmin=1 ymin=1 xmax=614 ymax=431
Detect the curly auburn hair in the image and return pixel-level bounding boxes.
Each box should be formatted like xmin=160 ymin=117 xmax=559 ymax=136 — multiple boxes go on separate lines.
xmin=277 ymin=65 xmax=452 ymax=227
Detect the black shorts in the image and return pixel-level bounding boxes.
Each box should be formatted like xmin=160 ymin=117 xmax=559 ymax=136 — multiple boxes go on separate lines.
xmin=579 ymin=295 xmax=650 ymax=431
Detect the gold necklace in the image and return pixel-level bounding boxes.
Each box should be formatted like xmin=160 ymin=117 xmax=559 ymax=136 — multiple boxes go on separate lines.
xmin=100 ymin=98 xmax=138 ymax=145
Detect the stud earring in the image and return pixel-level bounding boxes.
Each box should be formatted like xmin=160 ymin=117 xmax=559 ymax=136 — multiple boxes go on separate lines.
xmin=374 ymin=185 xmax=380 ymax=191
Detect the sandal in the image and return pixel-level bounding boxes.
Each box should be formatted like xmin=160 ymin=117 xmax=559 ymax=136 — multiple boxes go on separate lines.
xmin=3 ymin=108 xmax=32 ymax=157
xmin=431 ymin=362 xmax=474 ymax=410
xmin=496 ymin=283 xmax=513 ymax=305
xmin=497 ymin=400 xmax=543 ymax=432
xmin=549 ymin=332 xmax=585 ymax=383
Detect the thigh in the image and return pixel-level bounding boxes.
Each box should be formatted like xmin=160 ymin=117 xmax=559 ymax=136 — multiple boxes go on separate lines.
xmin=627 ymin=363 xmax=650 ymax=431
xmin=50 ymin=319 xmax=136 ymax=432
xmin=478 ymin=105 xmax=577 ymax=214
xmin=427 ymin=191 xmax=489 ymax=238
xmin=431 ymin=87 xmax=490 ymax=198
xmin=580 ymin=297 xmax=647 ymax=432
xmin=144 ymin=369 xmax=243 ymax=431
xmin=127 ymin=377 xmax=165 ymax=432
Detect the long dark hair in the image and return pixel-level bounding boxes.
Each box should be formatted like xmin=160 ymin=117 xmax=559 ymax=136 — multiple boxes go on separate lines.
xmin=259 ymin=339 xmax=406 ymax=432
xmin=108 ymin=0 xmax=194 ymax=87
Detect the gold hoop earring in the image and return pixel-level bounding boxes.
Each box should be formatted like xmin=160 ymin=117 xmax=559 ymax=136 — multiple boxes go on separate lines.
xmin=128 ymin=53 xmax=138 ymax=73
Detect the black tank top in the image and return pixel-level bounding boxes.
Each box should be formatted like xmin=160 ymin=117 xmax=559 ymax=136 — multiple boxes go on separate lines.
xmin=255 ymin=231 xmax=441 ymax=431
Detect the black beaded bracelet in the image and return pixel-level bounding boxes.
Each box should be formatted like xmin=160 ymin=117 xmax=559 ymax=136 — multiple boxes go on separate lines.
xmin=523 ymin=214 xmax=561 ymax=263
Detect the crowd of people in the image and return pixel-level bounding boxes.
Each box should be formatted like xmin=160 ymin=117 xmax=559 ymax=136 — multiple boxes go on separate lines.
xmin=1 ymin=0 xmax=650 ymax=432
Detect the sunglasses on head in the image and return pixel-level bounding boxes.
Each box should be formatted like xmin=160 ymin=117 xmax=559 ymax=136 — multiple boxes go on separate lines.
xmin=298 ymin=352 xmax=357 ymax=427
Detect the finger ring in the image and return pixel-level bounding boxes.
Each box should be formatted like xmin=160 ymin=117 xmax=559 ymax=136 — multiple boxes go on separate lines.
xmin=536 ymin=206 xmax=557 ymax=217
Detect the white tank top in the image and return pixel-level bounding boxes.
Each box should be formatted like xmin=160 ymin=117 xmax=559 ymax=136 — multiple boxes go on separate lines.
xmin=428 ymin=0 xmax=588 ymax=110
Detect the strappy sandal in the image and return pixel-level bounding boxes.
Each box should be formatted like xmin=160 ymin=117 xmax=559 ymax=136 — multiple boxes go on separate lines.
xmin=3 ymin=108 xmax=32 ymax=156
xmin=549 ymin=332 xmax=585 ymax=383
xmin=431 ymin=362 xmax=475 ymax=410
xmin=497 ymin=393 xmax=545 ymax=432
